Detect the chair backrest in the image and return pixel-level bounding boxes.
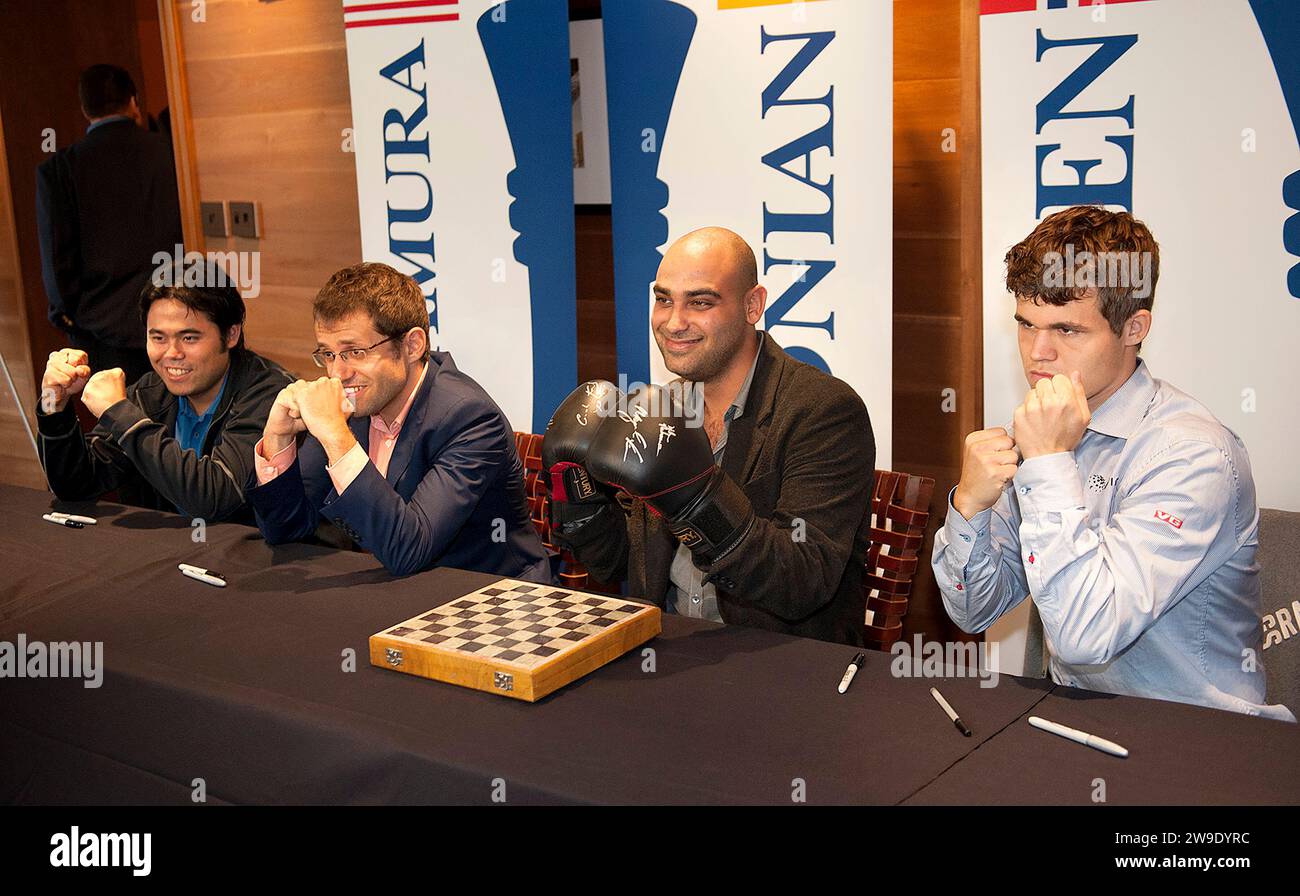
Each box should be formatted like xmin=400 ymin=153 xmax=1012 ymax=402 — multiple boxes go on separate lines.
xmin=515 ymin=432 xmax=547 ymax=535
xmin=1258 ymin=508 xmax=1300 ymax=716
xmin=515 ymin=432 xmax=590 ymax=589
xmin=863 ymin=469 xmax=935 ymax=651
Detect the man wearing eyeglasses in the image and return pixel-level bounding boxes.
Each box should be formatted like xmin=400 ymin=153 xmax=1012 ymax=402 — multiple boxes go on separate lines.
xmin=247 ymin=262 xmax=550 ymax=581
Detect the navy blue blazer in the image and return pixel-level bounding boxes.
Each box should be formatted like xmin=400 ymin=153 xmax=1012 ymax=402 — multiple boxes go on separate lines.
xmin=249 ymin=352 xmax=551 ymax=582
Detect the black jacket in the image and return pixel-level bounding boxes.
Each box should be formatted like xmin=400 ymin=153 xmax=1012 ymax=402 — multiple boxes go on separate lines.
xmin=36 ymin=348 xmax=292 ymax=523
xmin=564 ymin=335 xmax=877 ymax=646
xmin=35 ymin=118 xmax=183 ymax=347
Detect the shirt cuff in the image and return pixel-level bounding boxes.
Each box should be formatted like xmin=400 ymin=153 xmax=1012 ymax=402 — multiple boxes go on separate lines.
xmin=35 ymin=404 xmax=80 ymax=438
xmin=942 ymin=485 xmax=992 ymax=567
xmin=325 ymin=442 xmax=368 ymax=495
xmin=254 ymin=438 xmax=297 ymax=485
xmin=1012 ymin=452 xmax=1086 ymax=516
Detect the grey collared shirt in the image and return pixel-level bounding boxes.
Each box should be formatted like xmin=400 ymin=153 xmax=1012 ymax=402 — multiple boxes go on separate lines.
xmin=667 ymin=333 xmax=764 ymax=622
xmin=932 ymin=360 xmax=1293 ymax=721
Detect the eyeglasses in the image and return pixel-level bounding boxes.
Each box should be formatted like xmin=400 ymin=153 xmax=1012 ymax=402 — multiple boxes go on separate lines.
xmin=311 ymin=335 xmax=398 ymax=368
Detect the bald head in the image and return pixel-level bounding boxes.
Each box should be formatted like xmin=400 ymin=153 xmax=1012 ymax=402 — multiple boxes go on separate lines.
xmin=662 ymin=227 xmax=758 ymax=295
xmin=652 ymin=227 xmax=765 ymax=384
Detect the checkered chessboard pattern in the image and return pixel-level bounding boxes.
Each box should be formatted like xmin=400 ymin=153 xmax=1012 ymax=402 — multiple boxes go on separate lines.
xmin=380 ymin=580 xmax=651 ymax=670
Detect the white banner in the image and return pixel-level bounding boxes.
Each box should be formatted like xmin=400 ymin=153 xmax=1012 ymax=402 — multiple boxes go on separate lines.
xmin=603 ymin=0 xmax=892 ymax=468
xmin=343 ymin=0 xmax=577 ymax=434
xmin=980 ymin=0 xmax=1300 ymax=672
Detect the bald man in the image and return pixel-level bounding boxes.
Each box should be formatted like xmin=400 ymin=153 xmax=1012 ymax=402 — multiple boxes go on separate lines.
xmin=543 ymin=228 xmax=877 ymax=645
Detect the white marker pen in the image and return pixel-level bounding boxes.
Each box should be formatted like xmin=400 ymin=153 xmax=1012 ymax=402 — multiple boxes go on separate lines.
xmin=838 ymin=652 xmax=866 ymax=694
xmin=178 ymin=563 xmax=227 ymax=588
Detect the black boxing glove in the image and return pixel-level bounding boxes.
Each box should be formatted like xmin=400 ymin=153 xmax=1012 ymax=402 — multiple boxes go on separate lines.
xmin=541 ymin=380 xmax=623 ymax=533
xmin=585 ymin=385 xmax=754 ymax=566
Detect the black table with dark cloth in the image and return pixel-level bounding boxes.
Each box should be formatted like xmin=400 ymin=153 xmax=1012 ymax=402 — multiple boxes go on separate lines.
xmin=1 ymin=484 xmax=1296 ymax=805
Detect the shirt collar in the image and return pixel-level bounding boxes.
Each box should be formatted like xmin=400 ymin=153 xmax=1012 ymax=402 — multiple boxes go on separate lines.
xmin=178 ymin=373 xmax=228 ymax=422
xmin=725 ymin=331 xmax=764 ymax=423
xmin=87 ymin=114 xmax=132 ymax=134
xmin=372 ymin=358 xmax=428 ymax=438
xmin=1087 ymin=358 xmax=1157 ymax=440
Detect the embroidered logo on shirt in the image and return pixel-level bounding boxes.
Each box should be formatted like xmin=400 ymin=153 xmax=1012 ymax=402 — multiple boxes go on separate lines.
xmin=1027 ymin=552 xmax=1036 ymax=565
xmin=1154 ymin=509 xmax=1184 ymax=530
xmin=1087 ymin=474 xmax=1115 ymax=492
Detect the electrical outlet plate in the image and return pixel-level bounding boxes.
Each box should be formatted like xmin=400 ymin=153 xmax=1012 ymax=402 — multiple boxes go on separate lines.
xmin=200 ymin=201 xmax=227 ymax=238
xmin=229 ymin=201 xmax=260 ymax=239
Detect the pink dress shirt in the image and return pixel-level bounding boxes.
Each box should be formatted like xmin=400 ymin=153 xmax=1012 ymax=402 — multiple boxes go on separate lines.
xmin=254 ymin=361 xmax=428 ymax=494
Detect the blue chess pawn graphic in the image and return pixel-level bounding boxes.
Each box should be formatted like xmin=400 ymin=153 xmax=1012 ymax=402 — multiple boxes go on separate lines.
xmin=603 ymin=0 xmax=698 ymax=385
xmin=1249 ymin=0 xmax=1300 ymax=299
xmin=1286 ymin=170 xmax=1300 ymax=300
xmin=477 ymin=0 xmax=578 ymax=432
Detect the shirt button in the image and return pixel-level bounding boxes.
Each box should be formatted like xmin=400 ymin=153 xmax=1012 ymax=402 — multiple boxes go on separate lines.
xmin=960 ymin=534 xmax=971 ymax=542
xmin=1019 ymin=486 xmax=1030 ymax=495
xmin=691 ymin=595 xmax=700 ymax=604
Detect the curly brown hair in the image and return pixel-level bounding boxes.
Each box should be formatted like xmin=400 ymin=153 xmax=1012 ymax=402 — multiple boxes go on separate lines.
xmin=1004 ymin=206 xmax=1159 ymax=334
xmin=313 ymin=263 xmax=429 ymax=343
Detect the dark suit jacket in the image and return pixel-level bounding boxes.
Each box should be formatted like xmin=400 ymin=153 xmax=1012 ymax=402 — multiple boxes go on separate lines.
xmin=248 ymin=351 xmax=551 ymax=583
xmin=566 ymin=335 xmax=876 ymax=645
xmin=36 ymin=118 xmax=182 ymax=347
xmin=36 ymin=347 xmax=292 ymax=523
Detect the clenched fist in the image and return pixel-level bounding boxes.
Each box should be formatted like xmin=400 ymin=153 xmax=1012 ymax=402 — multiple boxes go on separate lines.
xmin=80 ymin=368 xmax=127 ymax=419
xmin=262 ymin=381 xmax=309 ymax=456
xmin=294 ymin=377 xmax=352 ymax=431
xmin=293 ymin=377 xmax=357 ymax=463
xmin=1013 ymin=372 xmax=1091 ymax=461
xmin=40 ymin=349 xmax=92 ymax=414
xmin=953 ymin=427 xmax=1020 ymax=521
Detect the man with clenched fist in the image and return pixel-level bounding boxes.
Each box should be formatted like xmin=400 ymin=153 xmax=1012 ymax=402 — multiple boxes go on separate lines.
xmin=932 ymin=207 xmax=1292 ymax=721
xmin=36 ymin=266 xmax=291 ymax=522
xmin=246 ymin=263 xmax=548 ymax=582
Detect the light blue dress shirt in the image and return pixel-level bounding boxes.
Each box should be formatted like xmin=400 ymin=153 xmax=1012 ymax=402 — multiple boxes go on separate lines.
xmin=86 ymin=114 xmax=132 ymax=134
xmin=932 ymin=360 xmax=1293 ymax=721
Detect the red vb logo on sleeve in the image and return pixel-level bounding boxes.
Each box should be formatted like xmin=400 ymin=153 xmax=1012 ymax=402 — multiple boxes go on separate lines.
xmin=1154 ymin=510 xmax=1184 ymax=530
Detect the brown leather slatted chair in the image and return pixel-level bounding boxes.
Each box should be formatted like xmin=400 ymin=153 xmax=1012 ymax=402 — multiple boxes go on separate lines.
xmin=515 ymin=432 xmax=547 ymax=536
xmin=515 ymin=431 xmax=590 ymax=589
xmin=863 ymin=469 xmax=935 ymax=651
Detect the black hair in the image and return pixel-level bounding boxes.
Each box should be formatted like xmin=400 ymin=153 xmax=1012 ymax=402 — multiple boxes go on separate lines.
xmin=78 ymin=64 xmax=137 ymax=119
xmin=139 ymin=258 xmax=246 ymax=349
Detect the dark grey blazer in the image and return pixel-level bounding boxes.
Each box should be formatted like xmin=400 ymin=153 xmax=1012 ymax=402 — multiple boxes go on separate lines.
xmin=567 ymin=334 xmax=876 ymax=645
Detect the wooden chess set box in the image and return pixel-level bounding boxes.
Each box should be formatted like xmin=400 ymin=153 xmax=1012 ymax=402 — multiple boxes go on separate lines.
xmin=370 ymin=579 xmax=662 ymax=702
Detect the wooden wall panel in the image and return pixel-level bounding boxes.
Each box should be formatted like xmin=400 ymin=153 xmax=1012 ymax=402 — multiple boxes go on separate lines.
xmin=895 ymin=0 xmax=961 ymax=82
xmin=574 ymin=210 xmax=618 ymax=386
xmin=0 ymin=111 xmax=46 ymax=490
xmin=892 ymin=0 xmax=982 ymax=645
xmin=134 ymin=0 xmax=171 ymax=119
xmin=171 ymin=0 xmax=361 ymax=379
xmin=0 ymin=0 xmax=162 ymax=490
